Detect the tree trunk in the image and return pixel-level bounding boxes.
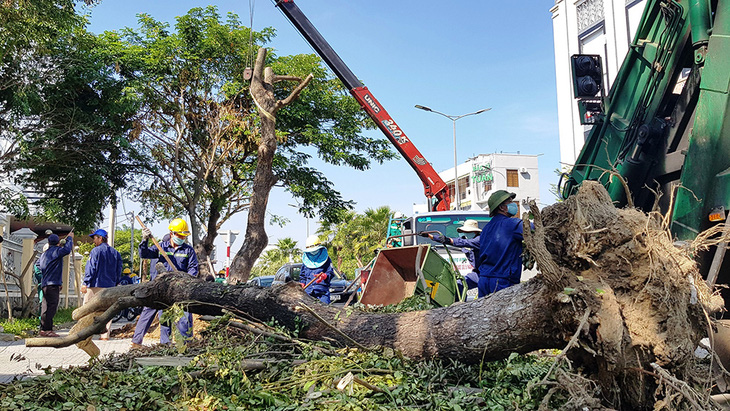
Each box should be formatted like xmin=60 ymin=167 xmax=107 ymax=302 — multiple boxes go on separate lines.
xmin=228 ymin=108 xmax=277 ymax=282
xmin=28 ymin=272 xmax=568 ymax=364
xmin=28 ymin=182 xmax=722 ymax=409
xmin=229 ymin=47 xmax=312 ymax=283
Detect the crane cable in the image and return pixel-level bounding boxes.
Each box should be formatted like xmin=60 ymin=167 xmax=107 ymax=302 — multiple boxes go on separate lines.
xmin=246 ymin=0 xmax=256 ymax=74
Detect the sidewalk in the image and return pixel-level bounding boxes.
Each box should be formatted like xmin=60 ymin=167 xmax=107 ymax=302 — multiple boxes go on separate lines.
xmin=0 ymin=320 xmax=136 ymax=383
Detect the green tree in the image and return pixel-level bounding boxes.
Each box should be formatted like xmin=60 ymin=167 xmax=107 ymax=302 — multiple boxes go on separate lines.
xmin=105 ymin=7 xmax=394 ymax=276
xmin=1 ymin=1 xmax=140 ymax=231
xmin=112 ymin=225 xmax=143 ymax=272
xmin=108 ymin=7 xmax=270 ymax=255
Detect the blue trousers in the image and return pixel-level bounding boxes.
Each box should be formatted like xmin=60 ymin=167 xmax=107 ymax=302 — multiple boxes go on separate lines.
xmin=132 ymin=306 xmax=193 ymax=344
xmin=477 ymin=277 xmax=513 ymax=298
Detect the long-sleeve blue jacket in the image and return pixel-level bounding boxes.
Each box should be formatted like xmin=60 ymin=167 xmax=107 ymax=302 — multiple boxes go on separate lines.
xmin=39 ymin=240 xmax=73 ymax=287
xmin=83 ymin=243 xmax=122 ymax=288
xmin=300 ymin=258 xmax=334 ymax=295
xmin=476 ymin=214 xmax=524 ymax=284
xmin=139 ymin=239 xmax=199 ymax=280
xmin=450 ymin=235 xmax=481 ymax=272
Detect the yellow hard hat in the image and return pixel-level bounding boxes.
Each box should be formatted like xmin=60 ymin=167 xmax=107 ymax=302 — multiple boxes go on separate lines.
xmin=123 ymin=268 xmax=131 ymax=275
xmin=168 ymin=218 xmax=190 ymax=237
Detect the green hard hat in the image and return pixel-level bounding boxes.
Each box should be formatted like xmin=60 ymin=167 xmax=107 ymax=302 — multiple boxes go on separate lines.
xmin=488 ymin=190 xmax=516 ymax=216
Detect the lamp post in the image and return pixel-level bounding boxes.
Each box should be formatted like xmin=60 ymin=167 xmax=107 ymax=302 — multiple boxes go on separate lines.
xmin=415 ymin=105 xmax=491 ymax=210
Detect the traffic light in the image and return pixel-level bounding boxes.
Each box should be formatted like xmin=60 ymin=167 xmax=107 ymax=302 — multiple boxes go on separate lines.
xmin=571 ymin=54 xmax=603 ymax=98
xmin=571 ymin=54 xmax=604 ymax=124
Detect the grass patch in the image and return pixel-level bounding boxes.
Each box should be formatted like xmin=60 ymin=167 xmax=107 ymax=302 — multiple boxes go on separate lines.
xmin=0 ymin=307 xmax=76 ymax=337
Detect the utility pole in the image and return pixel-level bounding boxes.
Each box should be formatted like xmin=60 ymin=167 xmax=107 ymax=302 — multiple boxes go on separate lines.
xmin=130 ymin=211 xmax=134 ymax=268
xmin=108 ymin=206 xmax=116 ymax=246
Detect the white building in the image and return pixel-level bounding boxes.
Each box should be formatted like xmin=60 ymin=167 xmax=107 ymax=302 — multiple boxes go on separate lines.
xmin=435 ymin=153 xmax=540 ymax=215
xmin=551 ymin=0 xmax=648 ymax=166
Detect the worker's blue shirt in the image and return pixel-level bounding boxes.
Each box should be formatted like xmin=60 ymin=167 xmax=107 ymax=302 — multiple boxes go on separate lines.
xmin=300 ymin=258 xmax=333 ymax=295
xmin=476 ymin=214 xmax=524 ymax=284
xmin=83 ymin=242 xmax=123 ymax=288
xmin=451 ymin=235 xmax=481 ymax=271
xmin=39 ymin=240 xmax=73 ymax=287
xmin=140 ymin=239 xmax=199 ymax=280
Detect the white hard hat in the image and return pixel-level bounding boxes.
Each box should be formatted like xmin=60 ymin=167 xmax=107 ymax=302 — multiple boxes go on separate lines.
xmin=305 ymin=235 xmax=324 ymax=252
xmin=457 ymin=219 xmax=482 ymax=233
xmin=393 ymin=211 xmax=405 ymax=219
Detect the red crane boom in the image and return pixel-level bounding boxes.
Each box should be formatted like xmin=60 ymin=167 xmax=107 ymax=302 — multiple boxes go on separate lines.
xmin=276 ymin=0 xmax=451 ymax=211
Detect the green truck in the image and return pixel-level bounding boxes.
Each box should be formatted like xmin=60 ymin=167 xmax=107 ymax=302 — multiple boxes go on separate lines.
xmin=562 ymin=0 xmax=730 ymax=364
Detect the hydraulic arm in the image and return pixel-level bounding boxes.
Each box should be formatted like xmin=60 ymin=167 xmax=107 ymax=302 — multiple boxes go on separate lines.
xmin=276 ymin=0 xmax=451 ymax=211
xmin=563 ymin=0 xmax=730 ymax=240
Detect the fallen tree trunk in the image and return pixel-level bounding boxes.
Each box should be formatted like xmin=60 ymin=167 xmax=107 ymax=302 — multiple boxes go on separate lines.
xmin=27 ymin=272 xmax=572 ymax=362
xmin=26 ymin=182 xmax=723 ymax=409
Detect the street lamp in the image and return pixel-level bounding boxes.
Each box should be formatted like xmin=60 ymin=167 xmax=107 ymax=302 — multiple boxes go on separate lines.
xmin=415 ymin=105 xmax=491 ymax=210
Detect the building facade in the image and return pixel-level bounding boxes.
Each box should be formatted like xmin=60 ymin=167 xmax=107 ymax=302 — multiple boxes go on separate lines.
xmin=551 ymin=0 xmax=647 ymax=166
xmin=435 ymin=153 xmax=540 ymax=215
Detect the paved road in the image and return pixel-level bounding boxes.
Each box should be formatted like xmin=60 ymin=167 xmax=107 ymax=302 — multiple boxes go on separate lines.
xmin=0 ymin=320 xmax=137 ymax=383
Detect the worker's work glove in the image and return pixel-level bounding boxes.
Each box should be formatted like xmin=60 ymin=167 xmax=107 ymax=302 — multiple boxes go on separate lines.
xmin=417 ymin=231 xmax=429 ymax=238
xmin=142 ymin=227 xmax=152 ymax=240
xmin=59 ymin=239 xmax=66 ymax=246
xmin=315 ymin=272 xmax=328 ymax=283
xmin=431 ymin=233 xmax=448 ymax=244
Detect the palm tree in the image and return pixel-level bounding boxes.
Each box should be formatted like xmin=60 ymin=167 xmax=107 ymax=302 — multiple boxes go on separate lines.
xmin=318 ymin=210 xmax=357 ymax=270
xmin=318 ymin=206 xmax=394 ymax=275
xmin=276 ymin=238 xmax=301 ymax=263
xmin=250 ymin=237 xmax=301 ymax=277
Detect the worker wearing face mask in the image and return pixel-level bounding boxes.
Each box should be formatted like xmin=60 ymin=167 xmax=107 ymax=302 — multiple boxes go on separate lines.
xmin=131 ymin=218 xmax=199 ymax=348
xmin=475 ymin=190 xmax=524 ymax=297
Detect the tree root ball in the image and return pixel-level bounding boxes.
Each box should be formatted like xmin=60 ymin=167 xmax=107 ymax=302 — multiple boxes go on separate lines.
xmin=527 ymin=181 xmax=719 ymax=409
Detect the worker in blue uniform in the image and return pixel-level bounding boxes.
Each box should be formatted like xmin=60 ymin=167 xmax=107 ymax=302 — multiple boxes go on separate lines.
xmin=300 ymin=235 xmax=334 ymax=304
xmin=476 ymin=190 xmax=524 ymax=297
xmin=419 ymin=219 xmax=482 ymax=292
xmin=82 ymin=228 xmax=123 ymax=340
xmin=38 ymin=233 xmax=74 ymax=337
xmin=131 ymin=219 xmax=199 ymax=348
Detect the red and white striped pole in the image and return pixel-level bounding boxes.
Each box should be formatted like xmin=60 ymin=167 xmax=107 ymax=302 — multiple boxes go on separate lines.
xmin=226 ymin=245 xmax=231 ymax=278
xmin=221 ymin=230 xmax=239 ymax=279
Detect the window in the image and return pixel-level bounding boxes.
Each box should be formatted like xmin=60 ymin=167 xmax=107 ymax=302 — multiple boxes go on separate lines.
xmin=507 ymin=169 xmax=519 ymax=187
xmin=458 ymin=177 xmax=469 ymax=200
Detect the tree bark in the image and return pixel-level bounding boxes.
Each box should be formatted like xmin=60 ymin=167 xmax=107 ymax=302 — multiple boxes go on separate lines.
xmin=229 ymin=47 xmax=312 ymax=283
xmin=27 ymin=272 xmax=569 ymax=364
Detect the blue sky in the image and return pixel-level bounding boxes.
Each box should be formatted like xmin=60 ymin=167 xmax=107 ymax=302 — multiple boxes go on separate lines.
xmin=84 ymin=0 xmax=560 ymax=263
